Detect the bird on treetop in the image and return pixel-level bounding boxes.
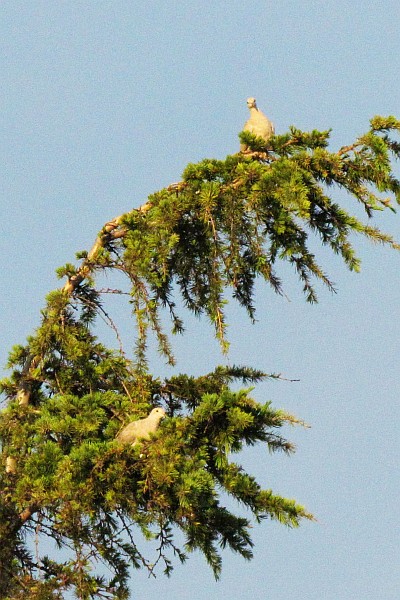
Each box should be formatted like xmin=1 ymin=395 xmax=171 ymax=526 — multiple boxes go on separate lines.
xmin=116 ymin=407 xmax=166 ymax=446
xmin=240 ymin=97 xmax=275 ymax=151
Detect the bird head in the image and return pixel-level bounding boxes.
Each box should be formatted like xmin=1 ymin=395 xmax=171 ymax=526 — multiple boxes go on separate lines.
xmin=246 ymin=97 xmax=257 ymax=109
xmin=149 ymin=407 xmax=166 ymax=421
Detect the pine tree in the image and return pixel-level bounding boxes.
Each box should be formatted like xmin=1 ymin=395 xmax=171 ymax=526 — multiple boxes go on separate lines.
xmin=1 ymin=116 xmax=400 ymax=598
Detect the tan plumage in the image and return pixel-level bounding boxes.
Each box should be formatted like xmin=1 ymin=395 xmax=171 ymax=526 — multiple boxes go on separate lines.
xmin=240 ymin=97 xmax=275 ymax=151
xmin=116 ymin=407 xmax=166 ymax=445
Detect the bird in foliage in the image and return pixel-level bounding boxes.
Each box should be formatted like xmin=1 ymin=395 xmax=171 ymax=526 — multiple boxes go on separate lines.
xmin=240 ymin=97 xmax=275 ymax=151
xmin=116 ymin=407 xmax=166 ymax=445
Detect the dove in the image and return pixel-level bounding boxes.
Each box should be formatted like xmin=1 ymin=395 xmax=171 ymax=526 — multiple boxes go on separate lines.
xmin=116 ymin=407 xmax=166 ymax=445
xmin=240 ymin=97 xmax=275 ymax=151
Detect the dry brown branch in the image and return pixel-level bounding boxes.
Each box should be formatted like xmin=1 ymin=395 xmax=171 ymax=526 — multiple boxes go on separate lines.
xmin=337 ymin=142 xmax=362 ymax=156
xmin=19 ymin=505 xmax=38 ymax=524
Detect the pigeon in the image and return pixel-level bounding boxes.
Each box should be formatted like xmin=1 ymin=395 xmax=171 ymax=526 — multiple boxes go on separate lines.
xmin=116 ymin=407 xmax=166 ymax=445
xmin=240 ymin=97 xmax=275 ymax=151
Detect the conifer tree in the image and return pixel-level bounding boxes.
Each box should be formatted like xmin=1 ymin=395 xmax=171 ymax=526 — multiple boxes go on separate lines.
xmin=1 ymin=116 xmax=400 ymax=599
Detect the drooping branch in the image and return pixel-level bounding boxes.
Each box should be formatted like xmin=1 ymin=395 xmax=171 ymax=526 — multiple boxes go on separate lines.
xmin=1 ymin=118 xmax=400 ymax=571
xmin=63 ymin=214 xmax=128 ymax=294
xmin=7 ymin=120 xmax=400 ymax=415
xmin=13 ymin=209 xmax=151 ymax=410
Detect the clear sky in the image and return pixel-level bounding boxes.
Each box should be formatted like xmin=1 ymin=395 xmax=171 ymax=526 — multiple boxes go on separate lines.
xmin=1 ymin=1 xmax=400 ymax=598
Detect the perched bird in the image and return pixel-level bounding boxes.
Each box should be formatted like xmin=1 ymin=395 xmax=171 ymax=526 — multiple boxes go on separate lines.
xmin=116 ymin=407 xmax=166 ymax=446
xmin=240 ymin=97 xmax=275 ymax=151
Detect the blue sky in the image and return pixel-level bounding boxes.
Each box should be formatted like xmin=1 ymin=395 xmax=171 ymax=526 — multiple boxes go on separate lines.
xmin=1 ymin=1 xmax=400 ymax=598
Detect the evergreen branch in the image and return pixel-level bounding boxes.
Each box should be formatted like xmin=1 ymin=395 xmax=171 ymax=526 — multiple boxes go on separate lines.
xmin=2 ymin=116 xmax=400 ymax=594
xmin=7 ymin=208 xmax=149 ymax=421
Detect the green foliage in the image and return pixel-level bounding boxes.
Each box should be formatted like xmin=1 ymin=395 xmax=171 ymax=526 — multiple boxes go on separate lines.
xmin=0 ymin=361 xmax=308 ymax=597
xmin=1 ymin=117 xmax=400 ymax=598
xmin=121 ymin=117 xmax=400 ymax=353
